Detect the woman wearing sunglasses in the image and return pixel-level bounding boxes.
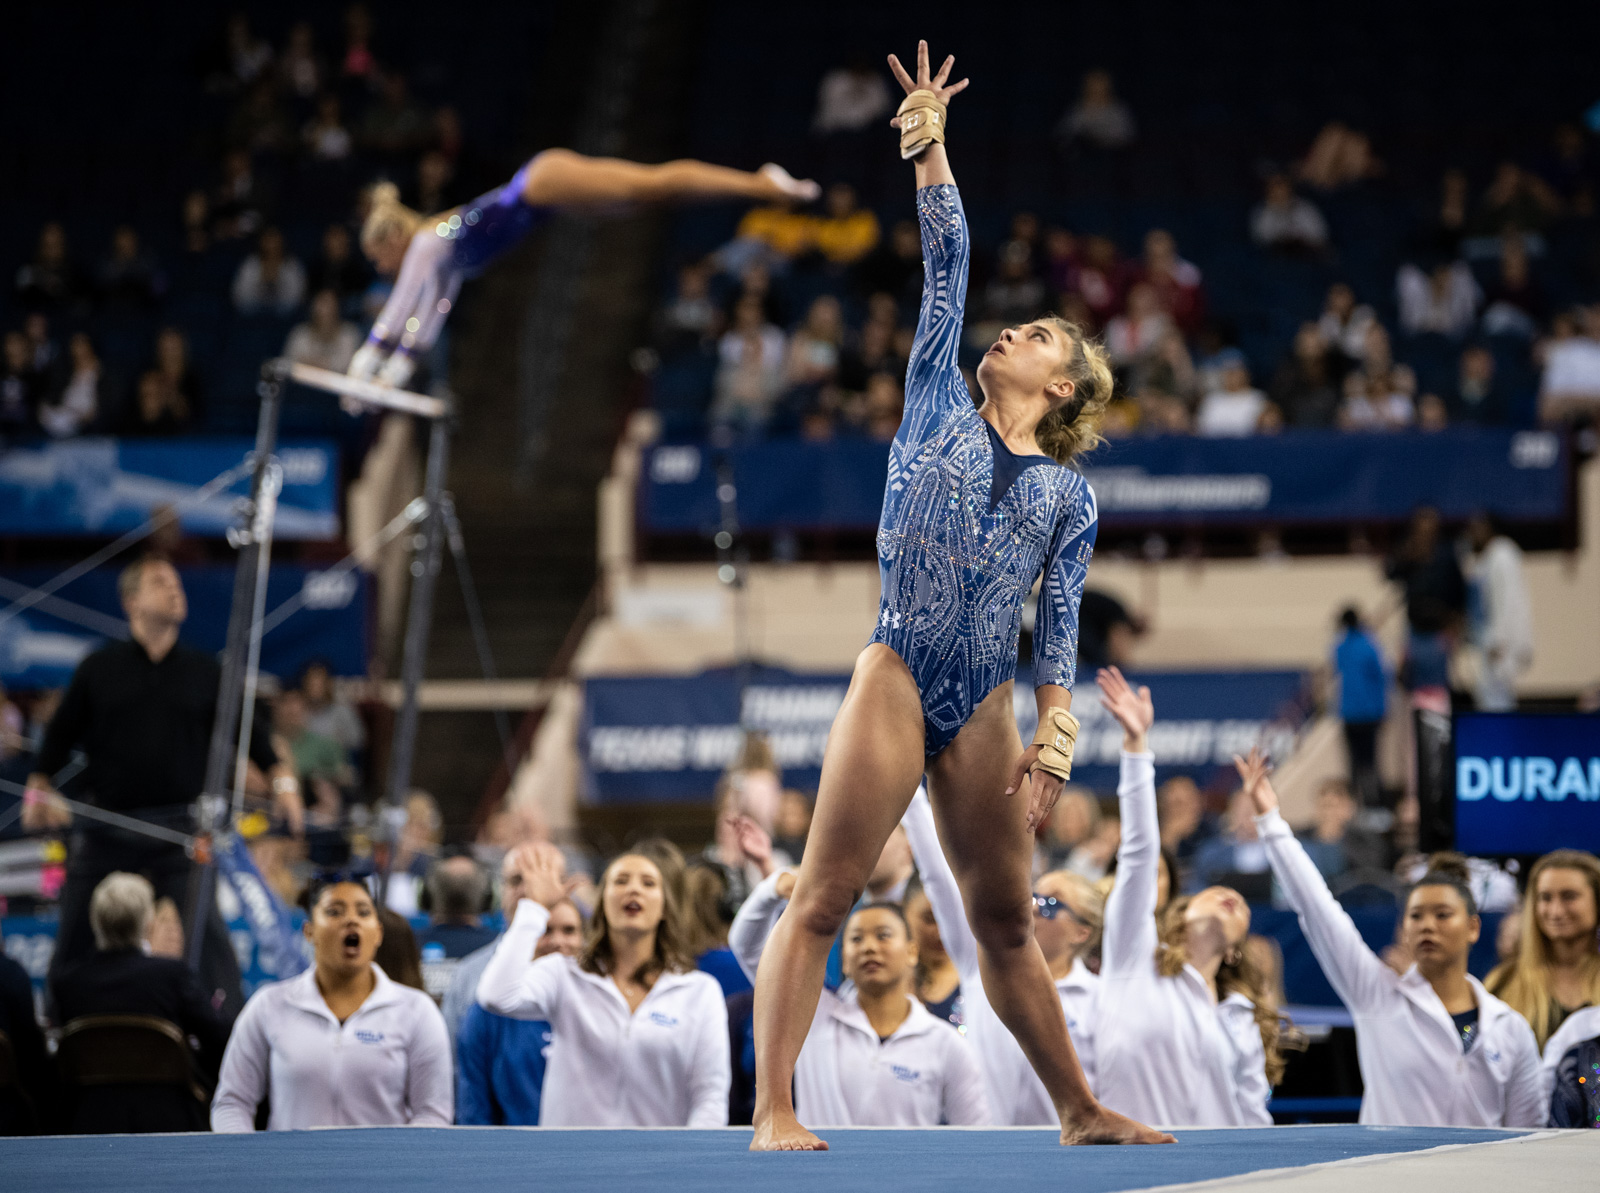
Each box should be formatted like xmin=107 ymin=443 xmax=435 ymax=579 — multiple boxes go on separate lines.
xmin=901 ymin=787 xmax=1106 ymax=1123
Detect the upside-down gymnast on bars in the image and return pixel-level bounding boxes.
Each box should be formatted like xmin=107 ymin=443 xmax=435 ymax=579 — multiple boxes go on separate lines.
xmin=748 ymin=41 xmax=1170 ymax=1152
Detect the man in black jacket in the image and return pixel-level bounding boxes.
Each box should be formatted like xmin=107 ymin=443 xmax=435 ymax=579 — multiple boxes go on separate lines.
xmin=51 ymin=871 xmax=229 ymax=1133
xmin=25 ymin=555 xmax=303 ymax=1019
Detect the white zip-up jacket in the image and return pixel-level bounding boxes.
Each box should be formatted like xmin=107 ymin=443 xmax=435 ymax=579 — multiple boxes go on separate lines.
xmin=1541 ymin=1003 xmax=1600 ymax=1109
xmin=1096 ymin=752 xmax=1273 ymax=1128
xmin=1257 ymin=807 xmax=1545 ymax=1126
xmin=475 ymin=900 xmax=730 ymax=1127
xmin=730 ymin=871 xmax=991 ymax=1126
xmin=900 ymin=787 xmax=1098 ymax=1123
xmin=211 ymin=964 xmax=452 ymax=1131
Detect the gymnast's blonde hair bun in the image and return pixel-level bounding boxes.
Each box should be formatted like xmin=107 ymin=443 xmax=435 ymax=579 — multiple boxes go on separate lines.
xmin=360 ymin=181 xmax=424 ymax=255
xmin=1034 ymin=315 xmax=1112 ymax=465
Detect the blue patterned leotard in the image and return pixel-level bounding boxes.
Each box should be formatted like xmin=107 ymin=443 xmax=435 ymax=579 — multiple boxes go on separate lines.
xmin=366 ymin=157 xmax=555 ymax=361
xmin=870 ymin=184 xmax=1098 ymax=757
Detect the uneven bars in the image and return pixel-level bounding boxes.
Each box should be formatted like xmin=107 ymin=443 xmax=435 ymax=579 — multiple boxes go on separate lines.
xmin=267 ymin=358 xmax=451 ymax=420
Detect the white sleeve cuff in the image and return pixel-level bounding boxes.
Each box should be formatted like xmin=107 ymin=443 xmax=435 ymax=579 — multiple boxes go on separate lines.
xmin=1254 ymin=808 xmax=1290 ymax=838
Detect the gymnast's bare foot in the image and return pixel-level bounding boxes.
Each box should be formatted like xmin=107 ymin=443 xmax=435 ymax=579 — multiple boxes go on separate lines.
xmin=1060 ymin=1104 xmax=1176 ymax=1146
xmin=759 ymin=162 xmax=822 ymax=203
xmin=750 ymin=1110 xmax=829 ymax=1152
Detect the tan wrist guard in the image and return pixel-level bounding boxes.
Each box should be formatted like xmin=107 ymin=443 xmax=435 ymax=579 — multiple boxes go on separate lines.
xmin=1030 ymin=708 xmax=1081 ymax=781
xmin=897 ymin=89 xmax=947 ymax=160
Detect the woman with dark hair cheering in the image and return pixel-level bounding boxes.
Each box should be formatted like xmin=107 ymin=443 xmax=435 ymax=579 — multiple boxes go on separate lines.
xmin=476 ymin=843 xmax=731 ymax=1126
xmin=1237 ymin=749 xmax=1544 ymax=1126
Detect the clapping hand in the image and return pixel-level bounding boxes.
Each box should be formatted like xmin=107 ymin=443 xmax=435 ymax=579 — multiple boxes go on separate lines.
xmin=1232 ymin=747 xmax=1280 ymax=817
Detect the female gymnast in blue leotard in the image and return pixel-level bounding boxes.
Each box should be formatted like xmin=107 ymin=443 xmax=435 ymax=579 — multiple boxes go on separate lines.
xmin=749 ymin=42 xmax=1169 ymax=1153
xmin=349 ymin=152 xmax=820 ymax=390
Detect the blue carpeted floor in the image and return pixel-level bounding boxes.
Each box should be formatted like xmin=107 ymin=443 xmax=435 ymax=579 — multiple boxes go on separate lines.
xmin=0 ymin=1125 xmax=1529 ymax=1193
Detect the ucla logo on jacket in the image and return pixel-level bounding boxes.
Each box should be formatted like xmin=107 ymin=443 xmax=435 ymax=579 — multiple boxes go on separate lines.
xmin=648 ymin=1011 xmax=680 ymax=1029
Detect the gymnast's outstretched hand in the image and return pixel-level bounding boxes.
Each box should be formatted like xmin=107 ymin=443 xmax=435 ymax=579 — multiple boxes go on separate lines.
xmin=886 ymin=39 xmax=970 ymax=121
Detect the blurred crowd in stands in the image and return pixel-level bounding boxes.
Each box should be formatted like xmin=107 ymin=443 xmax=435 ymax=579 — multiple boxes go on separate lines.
xmin=647 ymin=65 xmax=1600 ymax=442
xmin=0 ymin=7 xmax=494 ymax=442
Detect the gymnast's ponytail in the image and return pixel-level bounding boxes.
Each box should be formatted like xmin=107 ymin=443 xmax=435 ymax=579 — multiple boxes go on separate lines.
xmin=1035 ymin=316 xmax=1112 ymax=465
xmin=360 ymin=180 xmax=425 ymax=256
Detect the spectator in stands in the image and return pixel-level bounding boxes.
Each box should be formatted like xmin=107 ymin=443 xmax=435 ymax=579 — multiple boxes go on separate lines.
xmin=712 ymin=294 xmax=786 ymax=432
xmin=1134 ymin=230 xmax=1205 ymax=337
xmin=386 ymin=790 xmax=444 ymax=916
xmin=215 ymin=12 xmax=274 ymax=91
xmin=275 ymin=688 xmax=352 ymax=794
xmin=1069 ymin=235 xmax=1128 ymax=327
xmin=772 ymin=789 xmax=813 ymax=863
xmin=285 ymin=289 xmax=361 ymax=373
xmin=982 ymin=242 xmax=1048 ymax=328
xmin=1056 ymin=69 xmax=1136 ymax=149
xmin=654 ymin=260 xmax=719 ymax=356
xmin=233 ymin=226 xmax=307 ymax=315
xmin=1416 ymin=391 xmax=1450 ymax=431
xmin=1340 ymin=360 xmax=1417 ymax=432
xmin=420 ymin=854 xmax=498 ymax=961
xmin=1195 ymin=350 xmax=1270 ymax=436
xmin=97 ymin=225 xmax=164 ymax=311
xmin=212 ymin=149 xmax=268 ymax=239
xmin=719 ymin=203 xmax=814 ymax=277
xmin=682 ymin=862 xmax=748 ymax=996
xmin=813 ymin=58 xmax=892 ymax=133
xmin=15 ymin=222 xmax=87 ymax=315
xmin=299 ymin=659 xmax=365 ymax=755
xmin=411 ymin=149 xmax=456 ymax=215
xmin=1540 ymin=123 xmax=1596 ymax=212
xmin=1158 ymin=776 xmax=1216 ymax=879
xmin=455 ymin=894 xmax=585 ymax=1125
xmin=784 ymin=295 xmax=844 ymax=394
xmin=1481 ymin=236 xmax=1545 ymax=338
xmin=0 ymin=936 xmax=51 ymax=1135
xmin=854 ymin=220 xmax=924 ymax=310
xmin=376 ymin=907 xmax=427 ymax=991
xmin=862 ymin=371 xmax=905 ymax=441
xmin=1269 ymin=323 xmax=1339 ymax=427
xmin=1075 ymin=588 xmax=1143 ymax=671
xmin=361 ymin=71 xmax=432 ymax=159
xmin=1538 ymin=306 xmax=1600 ymax=424
xmin=810 ymin=183 xmax=879 ymax=266
xmin=478 ymin=843 xmax=732 ymax=1125
xmin=302 ymin=92 xmax=353 ymax=161
xmin=1039 ymin=788 xmax=1100 ymax=873
xmin=341 ymin=4 xmax=378 ymax=82
xmin=1332 ymin=606 xmax=1387 ymax=808
xmin=278 ymin=21 xmax=322 ymax=100
xmin=1398 ymin=259 xmax=1480 ymax=337
xmin=1317 ymin=283 xmax=1378 ymax=376
xmin=0 ymin=331 xmax=43 ymax=435
xmin=1295 ymin=780 xmax=1364 ymax=883
xmin=1042 ymin=225 xmax=1080 ymax=295
xmin=1063 ymin=809 xmax=1121 ymax=883
xmin=1191 ymin=787 xmax=1271 ymax=896
xmin=24 ymin=313 xmax=60 ymax=378
xmin=1474 ymin=162 xmax=1559 ymax=237
xmin=1487 ymin=851 xmax=1600 ymax=1052
xmin=214 ymin=878 xmax=452 ymax=1130
xmin=731 ymin=868 xmax=991 ymax=1126
xmin=1297 ymin=122 xmax=1381 ymax=190
xmin=153 ymin=327 xmax=203 ymax=421
xmin=227 ymin=76 xmax=293 ymax=157
xmin=126 ymin=371 xmax=185 ymax=436
xmin=1103 ymin=283 xmax=1172 ymax=380
xmin=50 ymin=872 xmax=228 ymax=1133
xmin=1448 ymin=345 xmax=1507 ymax=425
xmin=1250 ymin=174 xmax=1329 ymax=255
xmin=1386 ymin=505 xmax=1467 ymax=695
xmin=38 ymin=333 xmax=104 ymax=439
xmin=1464 ymin=513 xmax=1534 ymax=712
xmin=307 ymin=223 xmax=368 ymax=302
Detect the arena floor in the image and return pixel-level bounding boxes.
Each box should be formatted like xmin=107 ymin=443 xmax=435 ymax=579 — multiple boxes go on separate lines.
xmin=4 ymin=1125 xmax=1593 ymax=1193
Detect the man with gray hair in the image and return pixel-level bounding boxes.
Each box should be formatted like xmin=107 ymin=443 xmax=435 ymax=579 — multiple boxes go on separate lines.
xmin=50 ymin=872 xmax=228 ymax=1133
xmin=416 ymin=853 xmax=497 ymax=1001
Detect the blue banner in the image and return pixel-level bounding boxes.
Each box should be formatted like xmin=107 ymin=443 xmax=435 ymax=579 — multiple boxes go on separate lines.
xmin=0 ymin=563 xmax=368 ymax=689
xmin=583 ymin=666 xmax=1307 ymax=802
xmin=214 ymin=833 xmax=311 ymax=984
xmin=0 ymin=437 xmax=340 ymax=540
xmin=1454 ymin=713 xmax=1600 ymax=855
xmin=641 ymin=428 xmax=1568 ymax=533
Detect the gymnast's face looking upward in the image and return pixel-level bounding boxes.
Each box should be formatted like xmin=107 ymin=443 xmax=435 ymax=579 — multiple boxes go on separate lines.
xmin=975 ymin=321 xmax=1077 ymax=410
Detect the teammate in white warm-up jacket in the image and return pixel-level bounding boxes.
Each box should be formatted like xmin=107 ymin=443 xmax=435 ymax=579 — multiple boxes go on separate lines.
xmin=1236 ymin=748 xmax=1545 ymax=1127
xmin=477 ymin=845 xmax=730 ymax=1126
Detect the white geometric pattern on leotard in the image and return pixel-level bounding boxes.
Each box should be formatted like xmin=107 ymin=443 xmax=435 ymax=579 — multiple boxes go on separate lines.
xmin=869 ymin=184 xmax=1099 ymax=754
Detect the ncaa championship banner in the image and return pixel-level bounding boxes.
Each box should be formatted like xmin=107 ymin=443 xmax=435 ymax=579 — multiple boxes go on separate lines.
xmin=582 ymin=666 xmax=1307 ymax=802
